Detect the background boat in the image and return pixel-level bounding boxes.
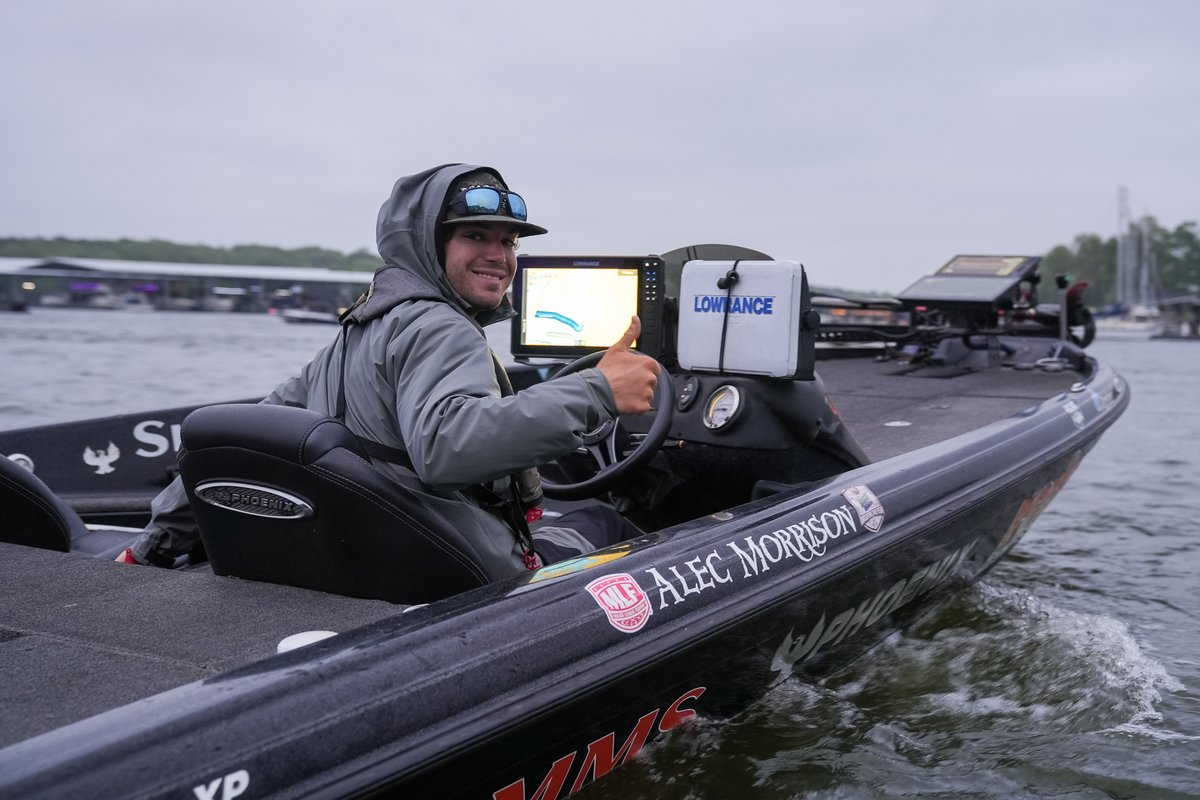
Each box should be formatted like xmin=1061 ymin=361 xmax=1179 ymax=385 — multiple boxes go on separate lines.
xmin=277 ymin=307 xmax=341 ymax=324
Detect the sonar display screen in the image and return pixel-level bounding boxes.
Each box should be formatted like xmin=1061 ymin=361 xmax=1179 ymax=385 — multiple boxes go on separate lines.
xmin=517 ymin=266 xmax=640 ymax=350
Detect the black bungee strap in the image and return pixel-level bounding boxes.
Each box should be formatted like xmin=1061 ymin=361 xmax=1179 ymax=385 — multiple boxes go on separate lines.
xmin=716 ymin=260 xmax=742 ymax=373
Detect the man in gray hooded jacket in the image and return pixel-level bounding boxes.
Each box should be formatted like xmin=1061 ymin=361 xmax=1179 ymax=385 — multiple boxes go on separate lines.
xmin=119 ymin=163 xmax=659 ymax=580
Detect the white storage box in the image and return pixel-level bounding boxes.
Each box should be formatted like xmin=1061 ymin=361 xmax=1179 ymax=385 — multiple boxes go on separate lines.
xmin=677 ymin=260 xmax=811 ymax=378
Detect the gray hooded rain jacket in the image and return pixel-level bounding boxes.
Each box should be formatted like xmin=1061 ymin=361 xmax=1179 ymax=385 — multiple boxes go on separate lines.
xmin=133 ymin=164 xmax=618 ymax=580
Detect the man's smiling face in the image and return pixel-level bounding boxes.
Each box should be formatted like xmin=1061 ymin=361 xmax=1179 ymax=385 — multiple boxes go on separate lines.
xmin=442 ymin=222 xmax=519 ymax=310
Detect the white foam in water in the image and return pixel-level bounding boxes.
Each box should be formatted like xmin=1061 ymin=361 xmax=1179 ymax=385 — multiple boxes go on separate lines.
xmin=761 ymin=580 xmax=1187 ymax=741
xmin=948 ymin=581 xmax=1182 ymax=733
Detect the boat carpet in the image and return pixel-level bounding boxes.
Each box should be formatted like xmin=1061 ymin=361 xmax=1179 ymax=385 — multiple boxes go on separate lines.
xmin=817 ymin=352 xmax=1080 ymax=462
xmin=0 ymin=542 xmax=401 ymax=747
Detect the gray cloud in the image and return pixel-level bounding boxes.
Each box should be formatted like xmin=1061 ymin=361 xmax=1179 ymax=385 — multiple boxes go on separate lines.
xmin=2 ymin=0 xmax=1197 ymax=292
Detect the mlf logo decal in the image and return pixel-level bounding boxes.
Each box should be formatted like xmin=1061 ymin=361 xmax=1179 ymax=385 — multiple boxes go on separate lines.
xmin=586 ymin=573 xmax=653 ymax=633
xmin=83 ymin=442 xmax=120 ymax=475
xmin=841 ymin=484 xmax=885 ymax=532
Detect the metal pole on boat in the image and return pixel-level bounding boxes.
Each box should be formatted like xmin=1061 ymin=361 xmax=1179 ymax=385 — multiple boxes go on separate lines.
xmin=1056 ymin=275 xmax=1070 ymax=342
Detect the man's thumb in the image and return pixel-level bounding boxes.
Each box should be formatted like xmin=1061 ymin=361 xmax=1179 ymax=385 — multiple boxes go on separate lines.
xmin=610 ymin=316 xmax=640 ymax=351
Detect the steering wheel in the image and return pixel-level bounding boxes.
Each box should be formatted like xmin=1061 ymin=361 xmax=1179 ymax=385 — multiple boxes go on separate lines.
xmin=538 ymin=351 xmax=674 ymax=500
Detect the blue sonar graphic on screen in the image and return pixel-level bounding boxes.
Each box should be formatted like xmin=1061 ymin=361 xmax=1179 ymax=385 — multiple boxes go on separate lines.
xmin=533 ymin=310 xmax=584 ymax=332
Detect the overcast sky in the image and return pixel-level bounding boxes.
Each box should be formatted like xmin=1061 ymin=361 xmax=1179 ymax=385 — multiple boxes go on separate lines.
xmin=2 ymin=1 xmax=1196 ymax=292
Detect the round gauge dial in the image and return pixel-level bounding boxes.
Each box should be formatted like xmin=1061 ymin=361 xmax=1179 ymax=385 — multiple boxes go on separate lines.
xmin=702 ymin=385 xmax=742 ymax=430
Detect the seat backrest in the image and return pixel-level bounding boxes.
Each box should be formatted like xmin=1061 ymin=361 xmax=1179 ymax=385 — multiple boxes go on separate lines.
xmin=0 ymin=454 xmax=86 ymax=552
xmin=178 ymin=404 xmax=491 ymax=604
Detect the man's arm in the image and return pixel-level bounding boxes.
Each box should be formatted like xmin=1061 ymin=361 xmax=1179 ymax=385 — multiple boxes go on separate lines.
xmin=390 ymin=309 xmax=656 ymax=489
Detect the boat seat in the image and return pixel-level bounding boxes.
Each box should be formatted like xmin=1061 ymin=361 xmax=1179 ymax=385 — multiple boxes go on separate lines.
xmin=0 ymin=454 xmax=86 ymax=552
xmin=177 ymin=404 xmax=491 ymax=604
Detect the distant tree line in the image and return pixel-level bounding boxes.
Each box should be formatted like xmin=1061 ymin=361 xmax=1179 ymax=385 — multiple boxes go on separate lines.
xmin=0 ymin=237 xmax=381 ymax=272
xmin=1043 ymin=218 xmax=1200 ymax=306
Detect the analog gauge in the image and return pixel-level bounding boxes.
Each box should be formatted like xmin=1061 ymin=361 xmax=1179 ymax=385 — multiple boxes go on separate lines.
xmin=702 ymin=385 xmax=742 ymax=430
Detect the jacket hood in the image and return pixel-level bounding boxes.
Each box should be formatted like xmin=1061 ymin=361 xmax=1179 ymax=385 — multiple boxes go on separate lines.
xmin=349 ymin=163 xmax=516 ymax=327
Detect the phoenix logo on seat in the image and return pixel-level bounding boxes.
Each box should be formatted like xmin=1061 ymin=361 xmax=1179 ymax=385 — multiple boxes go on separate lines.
xmin=194 ymin=481 xmax=314 ymax=520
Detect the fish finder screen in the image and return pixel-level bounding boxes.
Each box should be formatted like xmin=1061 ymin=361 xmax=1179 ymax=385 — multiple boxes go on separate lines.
xmin=510 ymin=255 xmax=666 ymax=360
xmin=518 ymin=267 xmax=638 ymax=350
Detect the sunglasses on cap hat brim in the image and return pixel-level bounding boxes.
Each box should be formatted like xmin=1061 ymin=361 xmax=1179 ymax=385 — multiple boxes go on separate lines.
xmin=448 ymin=187 xmax=528 ymax=220
xmin=443 ymin=184 xmax=549 ymax=236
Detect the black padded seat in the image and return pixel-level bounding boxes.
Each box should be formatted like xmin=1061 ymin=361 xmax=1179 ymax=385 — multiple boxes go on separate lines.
xmin=0 ymin=454 xmax=87 ymax=551
xmin=177 ymin=404 xmax=491 ymax=604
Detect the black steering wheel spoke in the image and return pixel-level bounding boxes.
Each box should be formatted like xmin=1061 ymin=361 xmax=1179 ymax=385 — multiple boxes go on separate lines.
xmin=583 ymin=437 xmax=618 ymax=471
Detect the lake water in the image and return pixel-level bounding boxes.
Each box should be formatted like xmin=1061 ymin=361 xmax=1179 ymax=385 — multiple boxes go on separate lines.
xmin=2 ymin=308 xmax=1198 ymax=798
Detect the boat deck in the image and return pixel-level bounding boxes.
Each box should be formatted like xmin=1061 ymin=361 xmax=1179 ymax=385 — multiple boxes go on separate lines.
xmin=819 ymin=346 xmax=1080 ymax=461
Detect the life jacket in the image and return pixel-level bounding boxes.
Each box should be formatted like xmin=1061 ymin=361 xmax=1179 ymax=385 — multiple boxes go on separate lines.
xmin=332 ymin=272 xmax=543 ymax=568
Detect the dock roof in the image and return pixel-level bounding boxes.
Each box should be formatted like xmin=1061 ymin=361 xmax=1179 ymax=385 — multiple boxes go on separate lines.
xmin=0 ymin=256 xmax=373 ymax=285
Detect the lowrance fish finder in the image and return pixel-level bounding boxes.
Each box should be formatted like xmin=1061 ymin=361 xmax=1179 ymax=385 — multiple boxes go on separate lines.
xmin=896 ymin=255 xmax=1042 ymax=315
xmin=510 ymin=255 xmax=666 ymax=361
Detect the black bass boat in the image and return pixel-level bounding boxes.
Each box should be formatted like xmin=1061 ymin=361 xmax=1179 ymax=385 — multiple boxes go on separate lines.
xmin=0 ymin=247 xmax=1125 ymax=800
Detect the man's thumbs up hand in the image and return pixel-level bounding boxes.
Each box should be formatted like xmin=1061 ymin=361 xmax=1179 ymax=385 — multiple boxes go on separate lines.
xmin=596 ymin=316 xmax=660 ymax=415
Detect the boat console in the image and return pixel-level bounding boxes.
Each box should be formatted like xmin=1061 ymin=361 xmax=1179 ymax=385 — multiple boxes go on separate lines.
xmin=512 ymin=248 xmax=1099 ymax=528
xmin=512 ymin=250 xmax=869 ymax=525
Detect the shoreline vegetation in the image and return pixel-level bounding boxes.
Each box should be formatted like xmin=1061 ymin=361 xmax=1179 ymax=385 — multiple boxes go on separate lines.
xmin=1041 ymin=217 xmax=1198 ymax=306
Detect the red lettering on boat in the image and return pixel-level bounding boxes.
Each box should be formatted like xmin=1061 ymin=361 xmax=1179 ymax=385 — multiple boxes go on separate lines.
xmin=492 ymin=686 xmax=706 ymax=800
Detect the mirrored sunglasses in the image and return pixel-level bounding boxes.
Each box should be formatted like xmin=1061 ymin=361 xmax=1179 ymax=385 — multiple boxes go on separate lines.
xmin=450 ymin=187 xmax=529 ymax=222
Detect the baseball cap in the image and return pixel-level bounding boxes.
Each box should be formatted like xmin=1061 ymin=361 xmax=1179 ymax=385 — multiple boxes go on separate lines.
xmin=442 ymin=170 xmax=548 ymax=237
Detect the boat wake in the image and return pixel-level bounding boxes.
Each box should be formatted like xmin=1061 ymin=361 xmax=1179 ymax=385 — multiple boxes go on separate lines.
xmin=824 ymin=580 xmax=1183 ymax=735
xmin=583 ymin=581 xmax=1189 ymax=799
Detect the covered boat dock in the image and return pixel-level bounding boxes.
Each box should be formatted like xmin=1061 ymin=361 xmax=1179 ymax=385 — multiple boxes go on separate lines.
xmin=0 ymin=256 xmax=372 ymax=313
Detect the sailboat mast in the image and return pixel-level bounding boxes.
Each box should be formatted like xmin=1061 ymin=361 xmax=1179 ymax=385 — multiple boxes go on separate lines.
xmin=1117 ymin=186 xmax=1133 ymax=310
